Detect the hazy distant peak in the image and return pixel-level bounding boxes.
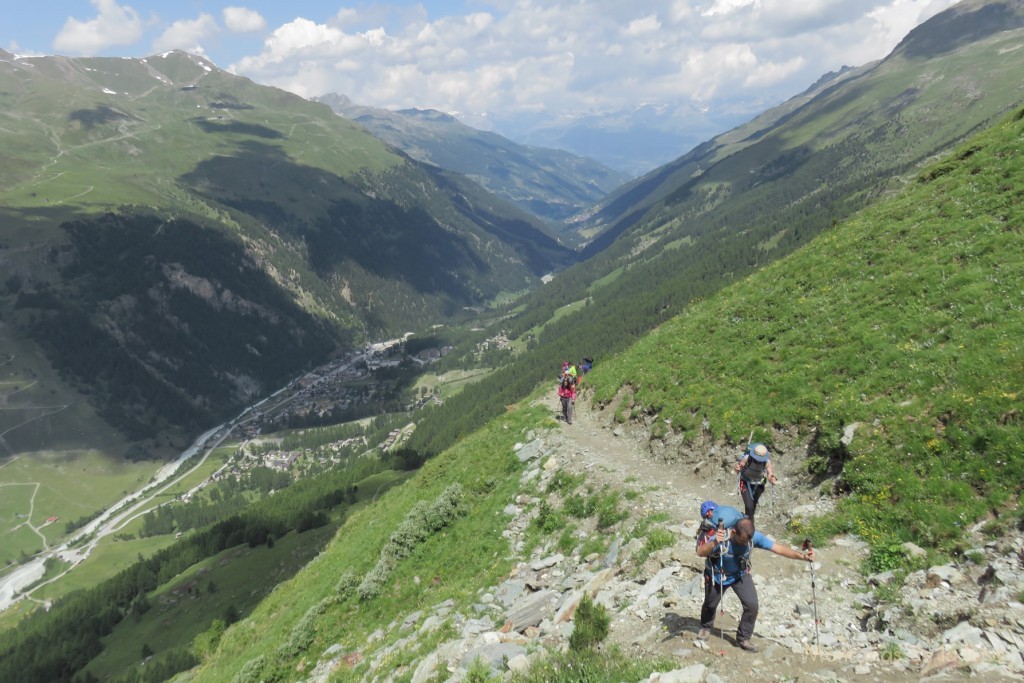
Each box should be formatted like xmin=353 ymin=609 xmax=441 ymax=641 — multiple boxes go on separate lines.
xmin=396 ymin=108 xmax=458 ymax=124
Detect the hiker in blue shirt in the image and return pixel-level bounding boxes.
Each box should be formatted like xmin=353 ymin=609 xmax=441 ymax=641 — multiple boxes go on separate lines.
xmin=696 ymin=517 xmax=814 ymax=652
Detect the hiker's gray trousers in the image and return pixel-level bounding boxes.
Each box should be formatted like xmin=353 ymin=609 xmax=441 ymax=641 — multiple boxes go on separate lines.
xmin=700 ymin=572 xmax=759 ymax=641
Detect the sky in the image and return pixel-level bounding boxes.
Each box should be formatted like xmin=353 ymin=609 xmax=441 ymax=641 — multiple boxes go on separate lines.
xmin=3 ymin=0 xmax=961 ymax=123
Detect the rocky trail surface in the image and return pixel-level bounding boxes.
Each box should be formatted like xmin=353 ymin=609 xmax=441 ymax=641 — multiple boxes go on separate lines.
xmin=306 ymin=392 xmax=1024 ymax=683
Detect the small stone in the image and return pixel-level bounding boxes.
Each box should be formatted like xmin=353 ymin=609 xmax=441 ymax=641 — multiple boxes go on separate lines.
xmin=902 ymin=542 xmax=927 ymax=558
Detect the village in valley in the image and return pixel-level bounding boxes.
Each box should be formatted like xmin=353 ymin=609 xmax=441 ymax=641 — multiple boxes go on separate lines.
xmin=198 ymin=330 xmax=511 ymax=490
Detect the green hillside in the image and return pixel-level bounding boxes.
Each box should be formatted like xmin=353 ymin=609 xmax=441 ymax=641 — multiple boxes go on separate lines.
xmin=175 ymin=103 xmax=1024 ymax=683
xmin=592 ymin=106 xmax=1024 ymax=552
xmin=0 ymin=49 xmax=573 ymax=447
xmin=395 ymin=0 xmax=1024 ymax=467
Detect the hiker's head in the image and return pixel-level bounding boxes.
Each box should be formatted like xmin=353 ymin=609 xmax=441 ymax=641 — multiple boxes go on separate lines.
xmin=700 ymin=501 xmax=717 ymax=519
xmin=749 ymin=443 xmax=770 ymax=462
xmin=733 ymin=517 xmax=755 ymax=544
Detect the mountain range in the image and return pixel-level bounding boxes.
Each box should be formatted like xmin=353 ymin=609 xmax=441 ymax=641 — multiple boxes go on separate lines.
xmin=315 ymin=93 xmax=632 ymax=230
xmin=2 ymin=0 xmax=1024 ymax=681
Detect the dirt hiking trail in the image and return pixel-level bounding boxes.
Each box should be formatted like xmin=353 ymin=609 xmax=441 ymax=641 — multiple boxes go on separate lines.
xmin=530 ymin=390 xmax=1024 ymax=682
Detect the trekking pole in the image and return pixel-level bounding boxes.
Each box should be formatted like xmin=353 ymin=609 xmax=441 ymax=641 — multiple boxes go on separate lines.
xmin=717 ymin=520 xmax=726 ymax=646
xmin=802 ymin=538 xmax=820 ymax=658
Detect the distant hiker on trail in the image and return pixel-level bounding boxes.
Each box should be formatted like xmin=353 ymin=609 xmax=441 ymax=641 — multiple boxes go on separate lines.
xmin=576 ymin=356 xmax=593 ymax=387
xmin=557 ymin=371 xmax=576 ymax=425
xmin=735 ymin=443 xmax=777 ymax=522
xmin=696 ymin=517 xmax=815 ymax=653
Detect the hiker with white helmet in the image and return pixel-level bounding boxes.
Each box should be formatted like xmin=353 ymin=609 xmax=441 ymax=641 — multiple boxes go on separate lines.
xmin=735 ymin=442 xmax=777 ymax=522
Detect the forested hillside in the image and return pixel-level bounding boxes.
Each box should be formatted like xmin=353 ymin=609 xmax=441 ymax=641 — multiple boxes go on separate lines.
xmin=0 ymin=50 xmax=572 ymax=444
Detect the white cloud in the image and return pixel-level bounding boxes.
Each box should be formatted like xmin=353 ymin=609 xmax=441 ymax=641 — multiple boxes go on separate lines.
xmin=228 ymin=1 xmax=957 ymax=118
xmin=153 ymin=14 xmax=219 ymax=55
xmin=53 ymin=0 xmax=144 ymax=55
xmin=623 ymin=15 xmax=662 ymax=37
xmin=223 ymin=7 xmax=267 ymax=34
xmin=703 ymin=0 xmax=760 ymax=17
xmin=742 ymin=55 xmax=806 ymax=88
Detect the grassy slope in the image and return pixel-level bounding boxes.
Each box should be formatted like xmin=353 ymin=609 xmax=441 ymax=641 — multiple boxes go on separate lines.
xmin=0 ymin=54 xmax=399 ymax=232
xmin=80 ymin=469 xmax=414 ymax=680
xmin=592 ymin=106 xmax=1024 ymax=551
xmin=187 ymin=106 xmax=1021 ymax=680
xmin=188 ymin=403 xmax=545 ymax=681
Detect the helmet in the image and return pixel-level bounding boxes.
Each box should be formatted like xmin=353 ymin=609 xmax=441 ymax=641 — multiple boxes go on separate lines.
xmin=700 ymin=501 xmax=717 ymax=518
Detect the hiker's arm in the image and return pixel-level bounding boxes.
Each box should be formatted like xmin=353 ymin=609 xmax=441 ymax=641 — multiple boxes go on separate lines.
xmin=767 ymin=460 xmax=778 ymax=484
xmin=734 ymin=455 xmax=747 ymax=472
xmin=770 ymin=543 xmax=814 ymax=562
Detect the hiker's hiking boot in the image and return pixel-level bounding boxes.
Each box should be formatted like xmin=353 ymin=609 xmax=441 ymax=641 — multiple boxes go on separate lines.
xmin=696 ymin=628 xmax=711 ymax=639
xmin=737 ymin=639 xmax=759 ymax=653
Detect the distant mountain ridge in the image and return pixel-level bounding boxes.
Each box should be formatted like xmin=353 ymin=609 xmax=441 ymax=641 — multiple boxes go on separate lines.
xmin=577 ymin=0 xmax=1024 ymax=258
xmin=316 ymin=93 xmax=631 ymax=230
xmin=0 ymin=49 xmax=573 ymax=442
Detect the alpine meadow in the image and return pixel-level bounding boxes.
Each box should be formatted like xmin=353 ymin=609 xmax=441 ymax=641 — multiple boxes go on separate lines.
xmin=1 ymin=1 xmax=1024 ymax=682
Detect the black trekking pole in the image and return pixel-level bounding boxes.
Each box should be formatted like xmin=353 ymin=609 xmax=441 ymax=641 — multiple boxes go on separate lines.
xmin=802 ymin=538 xmax=820 ymax=658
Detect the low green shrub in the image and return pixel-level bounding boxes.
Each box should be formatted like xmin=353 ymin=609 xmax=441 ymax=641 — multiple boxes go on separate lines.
xmin=880 ymin=640 xmax=905 ymax=661
xmin=514 ymin=646 xmax=674 ymax=683
xmin=531 ymin=500 xmax=567 ymax=535
xmin=335 ymin=569 xmax=360 ymax=600
xmin=358 ymin=484 xmax=466 ymax=601
xmin=557 ymin=525 xmax=579 ymax=554
xmin=547 ymin=470 xmax=584 ymax=493
xmin=569 ymin=594 xmax=610 ymax=651
xmin=595 ymin=491 xmax=627 ymax=529
xmin=230 ymin=655 xmax=265 ymax=683
xmin=278 ymin=596 xmax=337 ymax=658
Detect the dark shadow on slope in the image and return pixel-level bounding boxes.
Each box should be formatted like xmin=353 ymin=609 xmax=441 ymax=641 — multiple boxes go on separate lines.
xmin=660 ymin=612 xmax=703 ymax=641
xmin=17 ymin=209 xmax=339 ymax=440
xmin=190 ymin=117 xmax=283 ymax=139
xmin=428 ymin=168 xmax=577 ymax=272
xmin=179 ymin=141 xmax=508 ymax=301
xmin=69 ymin=105 xmax=131 ymax=129
xmin=209 ymin=94 xmax=255 ymax=110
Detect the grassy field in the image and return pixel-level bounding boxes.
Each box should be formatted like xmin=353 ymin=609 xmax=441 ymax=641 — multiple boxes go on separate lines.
xmin=413 ymin=368 xmax=492 ymax=399
xmin=188 ymin=404 xmax=546 ymax=682
xmin=0 ymin=451 xmax=159 ymax=567
xmin=520 ymin=298 xmax=591 ymax=342
xmin=0 ymin=316 xmax=137 ymax=457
